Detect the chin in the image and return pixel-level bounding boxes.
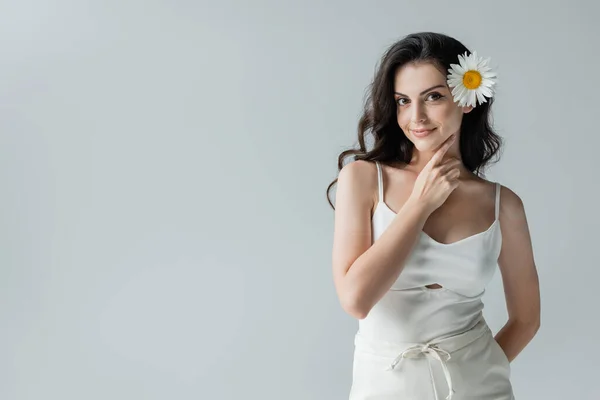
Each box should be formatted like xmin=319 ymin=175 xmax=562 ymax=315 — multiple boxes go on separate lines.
xmin=412 ymin=141 xmax=441 ymax=152
xmin=409 ymin=134 xmax=445 ymax=152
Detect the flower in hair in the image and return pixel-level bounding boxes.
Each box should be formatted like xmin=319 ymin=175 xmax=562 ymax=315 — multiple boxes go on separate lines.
xmin=446 ymin=51 xmax=497 ymax=108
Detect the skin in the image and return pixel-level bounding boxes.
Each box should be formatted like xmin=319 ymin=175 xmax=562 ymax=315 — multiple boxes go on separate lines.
xmin=393 ymin=61 xmax=473 ymax=174
xmin=332 ymin=61 xmax=540 ymax=363
xmin=392 ymin=62 xmax=541 ymax=361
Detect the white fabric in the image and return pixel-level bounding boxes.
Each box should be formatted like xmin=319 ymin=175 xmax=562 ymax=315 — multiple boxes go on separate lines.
xmin=360 ymin=161 xmax=502 ymax=344
xmin=350 ymin=317 xmax=514 ymax=399
xmin=348 ymin=161 xmax=514 ymax=399
xmin=386 ymin=342 xmax=454 ymax=399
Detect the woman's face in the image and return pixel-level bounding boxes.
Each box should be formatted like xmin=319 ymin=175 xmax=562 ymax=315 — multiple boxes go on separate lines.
xmin=393 ymin=62 xmax=473 ymax=153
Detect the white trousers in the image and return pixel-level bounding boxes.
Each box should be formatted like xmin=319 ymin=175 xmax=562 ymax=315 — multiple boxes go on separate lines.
xmin=349 ymin=317 xmax=514 ymax=400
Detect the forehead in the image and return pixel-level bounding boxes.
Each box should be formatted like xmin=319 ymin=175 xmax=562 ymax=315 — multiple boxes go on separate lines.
xmin=394 ymin=62 xmax=447 ymax=92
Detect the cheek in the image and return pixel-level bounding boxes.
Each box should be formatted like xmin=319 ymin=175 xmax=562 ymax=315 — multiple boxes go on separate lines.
xmin=444 ymin=108 xmax=463 ymax=127
xmin=434 ymin=105 xmax=455 ymax=120
xmin=431 ymin=105 xmax=461 ymax=128
xmin=397 ymin=109 xmax=410 ymax=127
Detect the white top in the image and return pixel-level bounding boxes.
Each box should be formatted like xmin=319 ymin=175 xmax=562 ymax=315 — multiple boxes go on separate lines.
xmin=357 ymin=161 xmax=502 ymax=343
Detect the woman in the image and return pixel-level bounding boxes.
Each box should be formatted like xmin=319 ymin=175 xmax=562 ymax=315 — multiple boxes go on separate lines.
xmin=327 ymin=32 xmax=540 ymax=399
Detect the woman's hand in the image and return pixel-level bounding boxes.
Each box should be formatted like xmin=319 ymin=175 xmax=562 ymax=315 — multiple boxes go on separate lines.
xmin=408 ymin=134 xmax=462 ymax=215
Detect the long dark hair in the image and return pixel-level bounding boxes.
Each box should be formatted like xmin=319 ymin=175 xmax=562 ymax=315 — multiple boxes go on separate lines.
xmin=326 ymin=32 xmax=502 ymax=210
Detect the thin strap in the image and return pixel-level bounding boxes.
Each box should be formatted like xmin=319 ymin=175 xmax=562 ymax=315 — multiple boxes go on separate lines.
xmin=375 ymin=161 xmax=384 ymax=203
xmin=494 ymin=182 xmax=501 ymax=220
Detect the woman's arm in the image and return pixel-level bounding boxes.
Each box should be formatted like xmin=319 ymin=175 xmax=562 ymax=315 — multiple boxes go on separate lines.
xmin=331 ymin=160 xmax=429 ymax=319
xmin=494 ymin=185 xmax=541 ymax=362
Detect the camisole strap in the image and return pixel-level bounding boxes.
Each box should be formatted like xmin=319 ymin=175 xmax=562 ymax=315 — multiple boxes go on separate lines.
xmin=494 ymin=182 xmax=501 ymax=220
xmin=375 ymin=161 xmax=384 ymax=204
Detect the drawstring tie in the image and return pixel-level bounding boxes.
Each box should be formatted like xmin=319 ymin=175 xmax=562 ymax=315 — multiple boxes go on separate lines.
xmin=385 ymin=342 xmax=455 ymax=400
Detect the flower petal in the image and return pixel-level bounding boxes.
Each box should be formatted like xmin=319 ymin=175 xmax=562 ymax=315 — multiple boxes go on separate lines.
xmin=452 ymin=84 xmax=466 ymax=97
xmin=479 ymin=85 xmax=493 ymax=97
xmin=468 ymin=91 xmax=476 ymax=107
xmin=476 ymin=90 xmax=487 ymax=105
xmin=448 ymin=78 xmax=462 ymax=87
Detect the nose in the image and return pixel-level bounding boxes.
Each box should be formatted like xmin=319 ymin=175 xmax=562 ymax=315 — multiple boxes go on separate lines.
xmin=410 ymin=102 xmax=428 ymax=124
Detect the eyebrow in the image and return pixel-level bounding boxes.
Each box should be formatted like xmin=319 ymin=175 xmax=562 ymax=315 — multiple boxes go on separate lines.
xmin=394 ymin=84 xmax=446 ymax=97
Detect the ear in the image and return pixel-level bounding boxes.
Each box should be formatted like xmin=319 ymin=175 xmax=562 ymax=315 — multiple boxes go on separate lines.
xmin=462 ymin=105 xmax=474 ymax=114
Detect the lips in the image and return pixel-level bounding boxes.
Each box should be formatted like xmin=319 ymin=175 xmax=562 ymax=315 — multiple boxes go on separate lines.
xmin=412 ymin=128 xmax=434 ymax=133
xmin=411 ymin=128 xmax=436 ymax=137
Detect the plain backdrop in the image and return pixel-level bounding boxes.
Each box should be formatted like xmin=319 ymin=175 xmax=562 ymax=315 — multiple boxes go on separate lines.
xmin=2 ymin=0 xmax=598 ymax=399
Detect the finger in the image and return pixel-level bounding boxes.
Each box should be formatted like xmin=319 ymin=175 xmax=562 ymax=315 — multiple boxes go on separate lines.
xmin=427 ymin=135 xmax=456 ymax=168
xmin=444 ymin=173 xmax=460 ymax=190
xmin=433 ymin=158 xmax=459 ymax=176
xmin=437 ymin=134 xmax=457 ymax=158
xmin=439 ymin=157 xmax=461 ymax=166
xmin=447 ymin=168 xmax=461 ymax=179
xmin=438 ymin=159 xmax=462 ymax=174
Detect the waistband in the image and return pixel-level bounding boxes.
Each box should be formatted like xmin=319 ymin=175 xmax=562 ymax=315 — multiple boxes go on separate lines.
xmin=354 ymin=315 xmax=490 ymax=355
xmin=353 ymin=316 xmax=491 ymax=400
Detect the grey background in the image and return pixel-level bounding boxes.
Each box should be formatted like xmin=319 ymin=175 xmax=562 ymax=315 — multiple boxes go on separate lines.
xmin=1 ymin=0 xmax=598 ymax=399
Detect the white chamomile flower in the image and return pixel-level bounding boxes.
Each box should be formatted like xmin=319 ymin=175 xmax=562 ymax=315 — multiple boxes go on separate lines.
xmin=446 ymin=51 xmax=497 ymax=108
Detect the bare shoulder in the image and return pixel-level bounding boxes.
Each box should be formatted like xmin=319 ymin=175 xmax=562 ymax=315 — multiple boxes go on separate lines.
xmin=469 ymin=177 xmax=526 ymax=219
xmin=338 ymin=159 xmax=375 ymax=180
xmin=336 ymin=160 xmax=378 ymax=211
xmin=497 ymin=184 xmax=527 ymax=221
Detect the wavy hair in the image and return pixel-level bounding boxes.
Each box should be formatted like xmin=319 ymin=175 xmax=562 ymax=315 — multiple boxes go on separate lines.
xmin=326 ymin=32 xmax=502 ymax=210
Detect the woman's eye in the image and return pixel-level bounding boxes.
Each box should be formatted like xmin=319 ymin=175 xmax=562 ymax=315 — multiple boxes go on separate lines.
xmin=396 ymin=93 xmax=443 ymax=106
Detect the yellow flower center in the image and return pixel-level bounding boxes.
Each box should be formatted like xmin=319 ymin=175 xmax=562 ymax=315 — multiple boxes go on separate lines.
xmin=463 ymin=70 xmax=482 ymax=90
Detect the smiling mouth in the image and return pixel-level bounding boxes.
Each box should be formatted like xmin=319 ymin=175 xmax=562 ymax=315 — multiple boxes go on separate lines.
xmin=411 ymin=128 xmax=437 ymax=137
